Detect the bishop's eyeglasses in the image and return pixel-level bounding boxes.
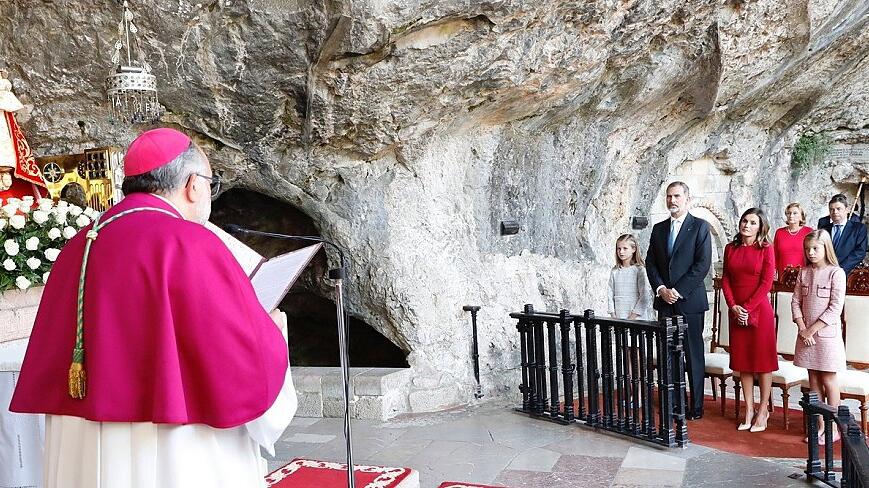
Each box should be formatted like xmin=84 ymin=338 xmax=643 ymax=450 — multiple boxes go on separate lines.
xmin=192 ymin=171 xmax=222 ymax=198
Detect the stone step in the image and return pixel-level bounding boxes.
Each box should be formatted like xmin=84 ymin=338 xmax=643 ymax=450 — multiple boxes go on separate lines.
xmin=292 ymin=367 xmax=412 ymax=421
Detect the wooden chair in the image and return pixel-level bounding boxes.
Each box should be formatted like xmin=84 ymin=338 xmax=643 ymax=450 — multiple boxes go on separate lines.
xmin=773 ymin=291 xmax=798 ymax=359
xmin=705 ymin=277 xmax=732 ymax=416
xmin=772 ymin=265 xmax=802 ymax=353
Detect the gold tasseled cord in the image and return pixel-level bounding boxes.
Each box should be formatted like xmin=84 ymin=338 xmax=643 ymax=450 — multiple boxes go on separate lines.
xmin=68 ymin=362 xmax=86 ymax=399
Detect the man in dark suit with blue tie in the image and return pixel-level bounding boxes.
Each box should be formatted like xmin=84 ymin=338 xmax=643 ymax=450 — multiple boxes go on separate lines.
xmin=646 ymin=181 xmax=712 ymax=420
xmin=820 ymin=194 xmax=867 ymax=275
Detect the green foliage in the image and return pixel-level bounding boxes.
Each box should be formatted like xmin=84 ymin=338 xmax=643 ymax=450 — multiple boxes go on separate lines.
xmin=791 ymin=133 xmax=831 ymax=176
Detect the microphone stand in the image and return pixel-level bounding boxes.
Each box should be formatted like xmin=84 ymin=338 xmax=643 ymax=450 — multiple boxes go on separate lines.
xmin=225 ymin=225 xmax=355 ymax=488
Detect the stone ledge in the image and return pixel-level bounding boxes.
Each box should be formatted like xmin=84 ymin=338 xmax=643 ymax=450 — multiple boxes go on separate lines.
xmin=0 ymin=286 xmax=44 ymax=310
xmin=295 ymin=391 xmax=324 ymax=418
xmin=0 ymin=287 xmax=43 ymax=343
xmin=0 ymin=337 xmax=29 ymax=371
xmin=291 ymin=366 xmax=413 ymax=420
xmin=408 ymin=384 xmax=461 ymax=413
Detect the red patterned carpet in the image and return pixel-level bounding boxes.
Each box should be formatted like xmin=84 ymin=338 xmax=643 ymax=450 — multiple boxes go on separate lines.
xmin=690 ymin=395 xmax=838 ymax=459
xmin=266 ymin=458 xmax=417 ymax=487
xmin=561 ymin=394 xmax=833 ymax=459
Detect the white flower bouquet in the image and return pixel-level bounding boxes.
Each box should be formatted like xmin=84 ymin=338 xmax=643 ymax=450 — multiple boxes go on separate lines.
xmin=0 ymin=196 xmax=99 ymax=291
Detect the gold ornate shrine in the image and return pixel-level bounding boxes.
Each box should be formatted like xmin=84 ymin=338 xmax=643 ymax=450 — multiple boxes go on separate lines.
xmin=36 ymin=147 xmax=122 ymax=211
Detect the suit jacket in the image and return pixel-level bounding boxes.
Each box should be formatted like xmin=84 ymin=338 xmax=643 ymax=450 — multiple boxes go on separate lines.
xmin=817 ymin=214 xmax=861 ymax=229
xmin=646 ymin=213 xmax=713 ymax=314
xmin=820 ymin=219 xmax=868 ymax=275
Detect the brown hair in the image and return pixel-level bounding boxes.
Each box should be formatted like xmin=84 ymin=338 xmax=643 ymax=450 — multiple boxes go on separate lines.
xmin=784 ymin=202 xmax=806 ymax=226
xmin=829 ymin=194 xmax=849 ymax=207
xmin=666 ymin=181 xmax=690 ymax=197
xmin=732 ymin=208 xmax=771 ymax=247
xmin=614 ymin=234 xmax=644 ymax=268
xmin=803 ymin=229 xmax=839 ymax=267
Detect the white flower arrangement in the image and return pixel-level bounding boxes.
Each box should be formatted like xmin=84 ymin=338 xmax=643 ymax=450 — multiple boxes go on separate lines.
xmin=4 ymin=240 xmax=19 ymax=256
xmin=75 ymin=215 xmax=91 ymax=228
xmin=0 ymin=199 xmax=99 ymax=291
xmin=9 ymin=215 xmax=25 ymax=229
xmin=38 ymin=199 xmax=53 ymax=212
xmin=15 ymin=276 xmax=31 ymax=290
xmin=25 ymin=236 xmax=39 ymax=250
xmin=31 ymin=210 xmax=49 ymax=224
xmin=44 ymin=248 xmax=60 ymax=262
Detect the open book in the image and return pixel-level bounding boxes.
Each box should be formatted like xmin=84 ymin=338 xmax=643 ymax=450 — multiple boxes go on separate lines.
xmin=206 ymin=222 xmax=322 ymax=310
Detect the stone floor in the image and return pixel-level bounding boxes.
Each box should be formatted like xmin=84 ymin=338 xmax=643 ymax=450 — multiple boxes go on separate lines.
xmin=267 ymin=401 xmax=827 ymax=488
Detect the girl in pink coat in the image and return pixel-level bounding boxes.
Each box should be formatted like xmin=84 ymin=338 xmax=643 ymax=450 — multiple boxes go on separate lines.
xmin=792 ymin=229 xmax=846 ymax=444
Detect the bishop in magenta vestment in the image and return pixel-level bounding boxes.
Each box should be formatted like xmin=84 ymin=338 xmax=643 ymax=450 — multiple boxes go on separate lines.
xmin=10 ymin=128 xmax=296 ymax=488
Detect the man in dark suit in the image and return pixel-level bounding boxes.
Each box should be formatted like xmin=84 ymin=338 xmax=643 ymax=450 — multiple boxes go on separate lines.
xmin=646 ymin=181 xmax=712 ymax=420
xmin=817 ymin=214 xmax=861 ymax=228
xmin=819 ymin=194 xmax=867 ymax=275
xmin=818 ymin=187 xmax=864 ymax=228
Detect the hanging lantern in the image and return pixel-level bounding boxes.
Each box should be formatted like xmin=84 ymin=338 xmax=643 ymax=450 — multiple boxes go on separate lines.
xmin=105 ymin=1 xmax=161 ymax=124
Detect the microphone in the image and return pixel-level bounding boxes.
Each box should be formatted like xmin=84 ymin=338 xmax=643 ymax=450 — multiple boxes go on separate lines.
xmin=222 ymin=223 xmax=246 ymax=235
xmin=223 ymin=224 xmax=346 ymax=279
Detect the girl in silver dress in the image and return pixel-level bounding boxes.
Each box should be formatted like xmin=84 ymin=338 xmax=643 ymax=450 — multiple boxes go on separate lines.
xmin=607 ymin=234 xmax=654 ymax=320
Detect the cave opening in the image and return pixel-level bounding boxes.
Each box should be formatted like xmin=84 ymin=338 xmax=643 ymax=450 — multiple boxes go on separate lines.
xmin=210 ymin=188 xmax=409 ymax=368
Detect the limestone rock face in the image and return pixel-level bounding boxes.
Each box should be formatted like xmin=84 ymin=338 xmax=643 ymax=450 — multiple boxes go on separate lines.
xmin=1 ymin=0 xmax=867 ymax=410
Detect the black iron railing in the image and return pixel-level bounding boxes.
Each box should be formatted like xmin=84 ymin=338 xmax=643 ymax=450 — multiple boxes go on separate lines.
xmin=512 ymin=305 xmax=689 ymax=448
xmin=801 ymin=392 xmax=869 ymax=487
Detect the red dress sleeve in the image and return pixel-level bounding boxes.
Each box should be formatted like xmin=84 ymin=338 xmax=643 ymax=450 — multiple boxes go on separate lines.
xmin=722 ymin=244 xmax=736 ymax=309
xmin=744 ymin=244 xmax=775 ymax=313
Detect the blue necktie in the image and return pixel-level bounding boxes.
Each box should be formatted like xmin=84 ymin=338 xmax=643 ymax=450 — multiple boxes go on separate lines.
xmin=667 ymin=220 xmax=677 ymax=256
xmin=833 ymin=224 xmax=842 ymax=247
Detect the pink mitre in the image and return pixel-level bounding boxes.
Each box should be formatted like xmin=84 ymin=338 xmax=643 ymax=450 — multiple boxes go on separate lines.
xmin=124 ymin=128 xmax=192 ymax=176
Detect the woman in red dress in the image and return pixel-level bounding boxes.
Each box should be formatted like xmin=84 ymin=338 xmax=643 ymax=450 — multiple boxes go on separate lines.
xmin=722 ymin=208 xmax=779 ymax=432
xmin=773 ymin=203 xmax=812 ymax=279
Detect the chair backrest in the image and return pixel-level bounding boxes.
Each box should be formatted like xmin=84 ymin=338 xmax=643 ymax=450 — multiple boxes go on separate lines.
xmin=774 ymin=265 xmax=801 ymax=292
xmin=775 ymin=291 xmax=797 ymax=356
xmin=845 ymin=295 xmax=869 ymax=366
xmin=847 ymin=266 xmax=869 ymax=295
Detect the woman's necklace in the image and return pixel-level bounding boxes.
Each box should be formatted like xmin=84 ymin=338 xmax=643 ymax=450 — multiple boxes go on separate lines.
xmin=786 ymin=225 xmax=802 ymax=236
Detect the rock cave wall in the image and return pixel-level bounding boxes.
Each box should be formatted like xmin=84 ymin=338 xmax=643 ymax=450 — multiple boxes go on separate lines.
xmin=1 ymin=0 xmax=867 ymax=411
